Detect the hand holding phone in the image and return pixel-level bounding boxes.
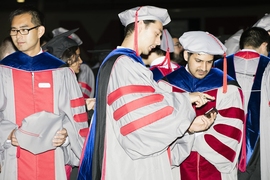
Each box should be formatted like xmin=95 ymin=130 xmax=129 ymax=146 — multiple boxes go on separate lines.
xmin=204 ymin=107 xmax=218 ymax=118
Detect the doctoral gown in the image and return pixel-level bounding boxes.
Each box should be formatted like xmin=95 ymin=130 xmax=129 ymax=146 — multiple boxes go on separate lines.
xmin=0 ymin=51 xmax=88 ymax=180
xmin=78 ymin=48 xmax=198 ymax=180
xmin=215 ymin=50 xmax=270 ymax=180
xmin=165 ymin=67 xmax=244 ymax=180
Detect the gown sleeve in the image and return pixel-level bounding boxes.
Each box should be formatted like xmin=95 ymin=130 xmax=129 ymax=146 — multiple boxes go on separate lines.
xmin=107 ymin=56 xmax=196 ymax=160
xmin=56 ymin=67 xmax=89 ymax=166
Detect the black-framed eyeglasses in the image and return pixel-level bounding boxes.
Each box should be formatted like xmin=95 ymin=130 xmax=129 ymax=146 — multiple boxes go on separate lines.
xmin=10 ymin=25 xmax=40 ymax=36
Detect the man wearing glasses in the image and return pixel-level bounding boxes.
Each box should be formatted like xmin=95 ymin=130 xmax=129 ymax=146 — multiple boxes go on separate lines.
xmin=171 ymin=35 xmax=184 ymax=65
xmin=0 ymin=5 xmax=88 ymax=180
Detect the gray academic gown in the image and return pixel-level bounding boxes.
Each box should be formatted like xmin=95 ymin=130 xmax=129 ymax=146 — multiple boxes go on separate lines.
xmin=0 ymin=52 xmax=88 ymax=180
xmin=97 ymin=53 xmax=196 ymax=180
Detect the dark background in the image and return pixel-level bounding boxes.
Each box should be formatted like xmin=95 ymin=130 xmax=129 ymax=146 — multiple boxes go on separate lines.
xmin=2 ymin=0 xmax=270 ymax=12
xmin=1 ymin=0 xmax=270 ymax=66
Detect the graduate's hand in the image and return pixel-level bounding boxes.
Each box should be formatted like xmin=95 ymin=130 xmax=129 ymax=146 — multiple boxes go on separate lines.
xmin=188 ymin=112 xmax=216 ymax=133
xmin=86 ymin=98 xmax=95 ymax=111
xmin=53 ymin=128 xmax=68 ymax=147
xmin=189 ymin=92 xmax=215 ymax=108
xmin=8 ymin=129 xmax=19 ymax=147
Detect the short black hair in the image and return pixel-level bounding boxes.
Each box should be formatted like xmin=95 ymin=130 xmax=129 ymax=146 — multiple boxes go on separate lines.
xmin=9 ymin=5 xmax=45 ymax=26
xmin=240 ymin=27 xmax=270 ymax=50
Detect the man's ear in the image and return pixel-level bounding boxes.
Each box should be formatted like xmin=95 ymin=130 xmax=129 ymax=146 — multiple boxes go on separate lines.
xmin=38 ymin=25 xmax=45 ymax=38
xmin=261 ymin=42 xmax=268 ymax=47
xmin=137 ymin=20 xmax=144 ymax=33
xmin=259 ymin=42 xmax=268 ymax=55
xmin=183 ymin=50 xmax=189 ymax=62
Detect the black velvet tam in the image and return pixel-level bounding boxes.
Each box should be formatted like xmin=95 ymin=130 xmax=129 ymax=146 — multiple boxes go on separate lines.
xmin=42 ymin=28 xmax=79 ymax=58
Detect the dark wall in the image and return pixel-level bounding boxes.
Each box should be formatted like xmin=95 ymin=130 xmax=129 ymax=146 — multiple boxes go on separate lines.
xmin=1 ymin=3 xmax=269 ymax=66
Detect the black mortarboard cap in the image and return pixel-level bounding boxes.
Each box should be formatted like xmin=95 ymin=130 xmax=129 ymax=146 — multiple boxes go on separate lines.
xmin=52 ymin=27 xmax=83 ymax=45
xmin=42 ymin=28 xmax=79 ymax=58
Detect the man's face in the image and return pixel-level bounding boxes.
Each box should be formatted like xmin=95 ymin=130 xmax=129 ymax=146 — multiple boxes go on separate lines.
xmin=173 ymin=37 xmax=183 ymax=58
xmin=138 ymin=21 xmax=163 ymax=55
xmin=184 ymin=51 xmax=214 ymax=79
xmin=10 ymin=13 xmax=43 ymax=56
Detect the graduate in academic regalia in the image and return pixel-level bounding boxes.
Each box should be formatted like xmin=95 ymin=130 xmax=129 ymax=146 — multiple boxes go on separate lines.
xmin=49 ymin=27 xmax=96 ymax=99
xmin=157 ymin=31 xmax=245 ymax=180
xmin=215 ymin=26 xmax=270 ymax=180
xmin=0 ymin=5 xmax=88 ymax=180
xmin=78 ymin=5 xmax=217 ymax=180
xmin=224 ymin=13 xmax=270 ymax=56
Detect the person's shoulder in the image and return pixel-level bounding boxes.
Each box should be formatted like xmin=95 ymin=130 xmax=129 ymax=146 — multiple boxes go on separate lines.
xmin=80 ymin=63 xmax=89 ymax=69
xmin=38 ymin=51 xmax=63 ymax=61
xmin=53 ymin=67 xmax=78 ymax=83
xmin=262 ymin=61 xmax=270 ymax=77
xmin=260 ymin=54 xmax=270 ymax=61
xmin=2 ymin=51 xmax=23 ymax=59
xmin=111 ymin=54 xmax=136 ymax=68
xmin=225 ymin=83 xmax=243 ymax=98
xmin=209 ymin=68 xmax=226 ymax=79
xmin=79 ymin=63 xmax=94 ymax=73
xmin=1 ymin=51 xmax=26 ymax=66
xmin=216 ymin=82 xmax=242 ymax=98
xmin=55 ymin=66 xmax=73 ymax=73
xmin=35 ymin=52 xmax=65 ymax=68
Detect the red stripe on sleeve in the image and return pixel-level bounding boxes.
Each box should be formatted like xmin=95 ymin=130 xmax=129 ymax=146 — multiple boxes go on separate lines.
xmin=204 ymin=134 xmax=236 ymax=162
xmin=83 ymin=93 xmax=90 ymax=99
xmin=73 ymin=112 xmax=88 ymax=122
xmin=167 ymin=147 xmax=172 ymax=165
xmin=214 ymin=124 xmax=242 ymax=143
xmin=120 ymin=106 xmax=174 ymax=136
xmin=172 ymin=86 xmax=185 ymax=93
xmin=78 ymin=82 xmax=92 ymax=92
xmin=108 ymin=85 xmax=155 ymax=105
xmin=70 ymin=97 xmax=85 ymax=108
xmin=79 ymin=127 xmax=89 ymax=137
xmin=218 ymin=107 xmax=245 ymax=123
xmin=113 ymin=94 xmax=164 ymax=121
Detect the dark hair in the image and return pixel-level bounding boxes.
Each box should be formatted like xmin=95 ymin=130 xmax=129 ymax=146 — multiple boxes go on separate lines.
xmin=141 ymin=45 xmax=165 ymax=61
xmin=9 ymin=5 xmax=45 ymax=26
xmin=152 ymin=46 xmax=165 ymax=56
xmin=61 ymin=46 xmax=78 ymax=63
xmin=124 ymin=20 xmax=156 ymax=37
xmin=240 ymin=27 xmax=270 ymax=50
xmin=40 ymin=32 xmax=53 ymax=46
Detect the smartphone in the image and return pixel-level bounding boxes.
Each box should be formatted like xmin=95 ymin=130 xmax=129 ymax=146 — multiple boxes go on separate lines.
xmin=204 ymin=107 xmax=218 ymax=118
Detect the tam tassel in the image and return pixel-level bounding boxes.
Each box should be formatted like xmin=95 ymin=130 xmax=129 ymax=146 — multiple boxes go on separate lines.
xmin=134 ymin=7 xmax=142 ymax=56
xmin=222 ymin=53 xmax=227 ymax=93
